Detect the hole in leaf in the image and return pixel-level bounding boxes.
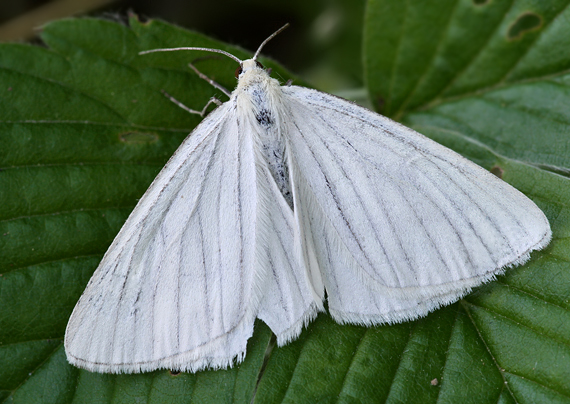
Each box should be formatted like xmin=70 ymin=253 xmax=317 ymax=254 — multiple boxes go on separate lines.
xmin=120 ymin=132 xmax=159 ymax=143
xmin=490 ymin=165 xmax=504 ymax=179
xmin=508 ymin=12 xmax=543 ymax=40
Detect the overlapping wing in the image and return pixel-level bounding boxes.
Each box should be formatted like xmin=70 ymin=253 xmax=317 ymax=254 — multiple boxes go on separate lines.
xmin=255 ymin=154 xmax=323 ymax=345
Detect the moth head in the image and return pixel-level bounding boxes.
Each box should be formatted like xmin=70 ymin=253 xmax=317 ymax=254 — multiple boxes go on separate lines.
xmin=235 ymin=60 xmax=265 ymax=78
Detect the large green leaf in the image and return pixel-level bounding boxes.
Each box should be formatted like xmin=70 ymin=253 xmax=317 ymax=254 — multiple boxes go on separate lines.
xmin=1 ymin=2 xmax=569 ymax=402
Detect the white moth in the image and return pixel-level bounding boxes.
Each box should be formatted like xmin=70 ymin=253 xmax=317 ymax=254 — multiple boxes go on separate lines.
xmin=64 ymin=25 xmax=551 ymax=374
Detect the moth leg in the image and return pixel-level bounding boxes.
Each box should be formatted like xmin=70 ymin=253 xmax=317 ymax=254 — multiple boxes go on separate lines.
xmin=188 ymin=62 xmax=231 ymax=97
xmin=161 ymin=90 xmax=222 ymax=117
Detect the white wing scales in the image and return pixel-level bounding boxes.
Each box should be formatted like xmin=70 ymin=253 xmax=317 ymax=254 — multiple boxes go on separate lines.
xmin=65 ymin=104 xmax=262 ymax=373
xmin=283 ymin=86 xmax=551 ymax=323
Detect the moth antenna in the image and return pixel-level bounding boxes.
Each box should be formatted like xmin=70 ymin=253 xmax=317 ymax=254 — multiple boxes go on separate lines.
xmin=139 ymin=47 xmax=242 ymax=65
xmin=253 ymin=23 xmax=290 ymax=61
xmin=139 ymin=23 xmax=290 ymax=64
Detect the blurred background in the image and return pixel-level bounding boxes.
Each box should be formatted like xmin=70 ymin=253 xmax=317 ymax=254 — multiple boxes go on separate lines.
xmin=0 ymin=0 xmax=366 ymax=93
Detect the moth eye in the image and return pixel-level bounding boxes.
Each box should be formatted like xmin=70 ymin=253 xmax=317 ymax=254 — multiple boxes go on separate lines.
xmin=256 ymin=61 xmax=264 ymax=69
xmin=235 ymin=66 xmax=243 ymax=78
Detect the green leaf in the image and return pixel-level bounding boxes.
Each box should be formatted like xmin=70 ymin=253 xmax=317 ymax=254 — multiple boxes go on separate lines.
xmin=1 ymin=2 xmax=569 ymax=402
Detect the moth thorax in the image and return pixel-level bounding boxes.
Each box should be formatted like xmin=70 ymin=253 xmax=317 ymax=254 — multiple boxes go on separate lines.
xmin=242 ymin=85 xmax=292 ymax=208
